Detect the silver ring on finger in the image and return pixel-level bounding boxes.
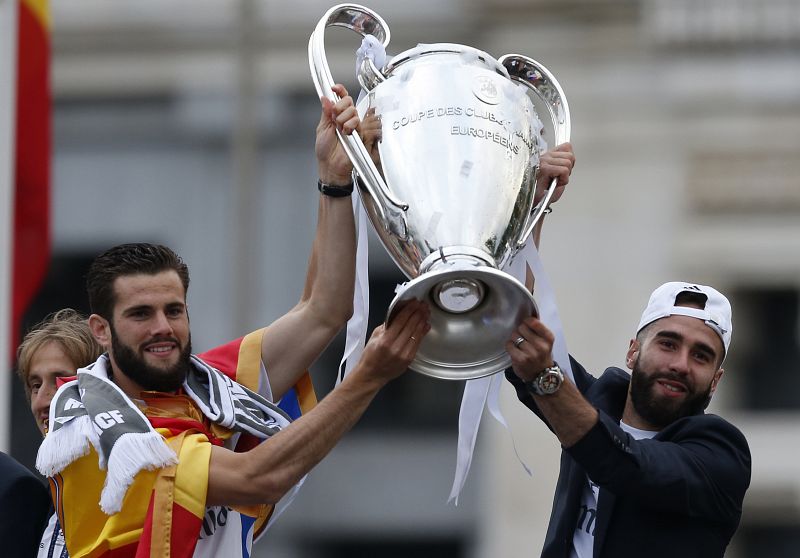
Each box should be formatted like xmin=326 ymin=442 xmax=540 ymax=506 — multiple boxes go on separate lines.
xmin=513 ymin=336 xmax=525 ymax=349
xmin=410 ymin=336 xmax=417 ymax=342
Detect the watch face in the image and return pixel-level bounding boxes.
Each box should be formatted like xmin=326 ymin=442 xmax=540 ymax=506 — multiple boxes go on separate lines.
xmin=538 ymin=370 xmax=562 ymax=394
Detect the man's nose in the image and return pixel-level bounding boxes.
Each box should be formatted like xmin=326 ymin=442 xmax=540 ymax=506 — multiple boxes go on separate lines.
xmin=669 ymin=349 xmax=692 ymax=375
xmin=33 ymin=385 xmax=53 ymax=413
xmin=150 ymin=311 xmax=174 ymax=336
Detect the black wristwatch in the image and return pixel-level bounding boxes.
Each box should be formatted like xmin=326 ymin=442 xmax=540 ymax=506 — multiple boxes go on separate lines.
xmin=525 ymin=362 xmax=564 ymax=396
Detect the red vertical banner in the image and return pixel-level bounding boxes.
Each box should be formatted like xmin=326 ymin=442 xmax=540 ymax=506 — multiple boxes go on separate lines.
xmin=12 ymin=0 xmax=50 ymax=349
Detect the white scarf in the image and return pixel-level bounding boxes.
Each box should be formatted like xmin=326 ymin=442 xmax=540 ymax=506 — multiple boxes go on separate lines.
xmin=36 ymin=354 xmax=291 ymax=514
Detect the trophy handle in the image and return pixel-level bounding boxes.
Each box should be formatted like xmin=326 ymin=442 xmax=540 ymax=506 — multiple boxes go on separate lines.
xmin=308 ymin=4 xmax=410 ymax=222
xmin=499 ymin=55 xmax=571 ymax=249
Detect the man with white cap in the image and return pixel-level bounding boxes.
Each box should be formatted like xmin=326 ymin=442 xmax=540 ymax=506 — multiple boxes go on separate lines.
xmin=505 ymin=282 xmax=751 ymax=558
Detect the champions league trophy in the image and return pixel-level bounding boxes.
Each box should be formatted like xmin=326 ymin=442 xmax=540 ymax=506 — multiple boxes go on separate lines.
xmin=309 ymin=4 xmax=570 ymax=380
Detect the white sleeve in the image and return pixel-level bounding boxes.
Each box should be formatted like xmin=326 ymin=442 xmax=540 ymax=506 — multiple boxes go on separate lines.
xmin=37 ymin=514 xmax=66 ymax=558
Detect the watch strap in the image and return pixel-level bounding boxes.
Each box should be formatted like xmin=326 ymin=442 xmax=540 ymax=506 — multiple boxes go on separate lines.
xmin=318 ymin=179 xmax=354 ymax=197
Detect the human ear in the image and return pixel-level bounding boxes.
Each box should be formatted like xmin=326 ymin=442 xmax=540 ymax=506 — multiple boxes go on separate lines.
xmin=625 ymin=339 xmax=639 ymax=370
xmin=709 ymin=368 xmax=724 ymax=396
xmin=88 ymin=314 xmax=112 ymax=349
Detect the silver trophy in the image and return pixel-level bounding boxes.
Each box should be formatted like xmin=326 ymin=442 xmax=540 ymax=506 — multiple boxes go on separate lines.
xmin=309 ymin=4 xmax=570 ymax=380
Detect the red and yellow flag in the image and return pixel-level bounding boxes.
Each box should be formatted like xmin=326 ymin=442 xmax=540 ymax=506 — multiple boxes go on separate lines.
xmin=51 ymin=429 xmax=210 ymax=558
xmin=12 ymin=0 xmax=51 ymax=349
xmin=51 ymin=329 xmax=317 ymax=557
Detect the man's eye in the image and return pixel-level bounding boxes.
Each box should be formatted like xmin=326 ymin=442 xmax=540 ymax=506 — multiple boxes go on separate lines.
xmin=693 ymin=352 xmax=711 ymax=363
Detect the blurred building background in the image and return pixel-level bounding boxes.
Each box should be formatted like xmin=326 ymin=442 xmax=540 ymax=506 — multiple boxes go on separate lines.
xmin=6 ymin=0 xmax=800 ymax=556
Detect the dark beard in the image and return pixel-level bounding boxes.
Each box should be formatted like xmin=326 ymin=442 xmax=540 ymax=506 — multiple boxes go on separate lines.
xmin=629 ymin=360 xmax=712 ymax=429
xmin=110 ymin=326 xmax=192 ymax=393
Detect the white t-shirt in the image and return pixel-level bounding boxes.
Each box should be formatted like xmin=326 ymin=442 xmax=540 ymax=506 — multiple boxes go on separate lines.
xmin=569 ymin=421 xmax=658 ymax=558
xmin=193 ymin=506 xmax=258 ymax=558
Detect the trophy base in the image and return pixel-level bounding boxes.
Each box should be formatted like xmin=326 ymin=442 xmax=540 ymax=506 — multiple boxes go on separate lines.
xmin=386 ymin=265 xmax=537 ymax=380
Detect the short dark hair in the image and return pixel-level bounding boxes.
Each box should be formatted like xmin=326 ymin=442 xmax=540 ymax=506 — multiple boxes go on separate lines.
xmin=87 ymin=243 xmax=190 ymax=320
xmin=673 ymin=290 xmax=708 ymax=309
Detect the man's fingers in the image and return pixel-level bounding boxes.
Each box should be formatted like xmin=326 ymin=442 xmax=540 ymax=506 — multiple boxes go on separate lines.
xmin=540 ymin=143 xmax=575 ymax=185
xmin=506 ymin=339 xmax=527 ymax=360
xmin=331 ymin=83 xmax=349 ymax=99
xmin=396 ymin=307 xmax=430 ymax=361
xmin=402 ymin=319 xmax=431 ymax=360
xmin=386 ymin=300 xmax=429 ymax=345
xmin=334 ymin=105 xmax=359 ymax=135
xmin=397 ymin=304 xmax=428 ymax=341
xmin=507 ymin=317 xmax=557 ymax=381
xmin=543 ymin=150 xmax=574 ymax=161
xmin=542 ymin=161 xmax=573 ymax=176
xmin=323 ymin=84 xmax=357 ymax=133
xmin=359 ymin=117 xmax=382 ymax=135
xmin=510 ymin=318 xmax=555 ymax=355
xmin=552 ymin=141 xmax=574 ymax=156
xmin=341 ymin=115 xmax=360 ymax=135
xmin=522 ymin=316 xmax=555 ymax=340
xmin=387 ymin=299 xmax=421 ymax=327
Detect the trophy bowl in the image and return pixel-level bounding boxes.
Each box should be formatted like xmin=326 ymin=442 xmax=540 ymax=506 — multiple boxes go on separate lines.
xmin=310 ymin=4 xmax=570 ymax=380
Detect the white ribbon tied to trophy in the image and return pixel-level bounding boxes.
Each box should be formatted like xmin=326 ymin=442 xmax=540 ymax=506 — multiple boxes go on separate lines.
xmin=448 ymin=234 xmax=575 ymax=504
xmin=337 ymin=36 xmax=387 ymax=383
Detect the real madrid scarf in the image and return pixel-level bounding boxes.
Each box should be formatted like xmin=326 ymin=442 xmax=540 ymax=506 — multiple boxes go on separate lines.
xmin=36 ymin=353 xmax=292 ymax=515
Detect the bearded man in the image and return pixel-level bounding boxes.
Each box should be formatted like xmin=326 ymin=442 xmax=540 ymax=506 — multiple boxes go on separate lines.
xmin=505 ymin=282 xmax=751 ymax=558
xmin=36 ymin=86 xmax=431 ymax=558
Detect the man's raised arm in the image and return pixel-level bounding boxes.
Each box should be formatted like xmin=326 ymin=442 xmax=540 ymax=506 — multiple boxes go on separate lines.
xmin=261 ymin=83 xmax=360 ymax=401
xmin=207 ymin=301 xmax=430 ymax=506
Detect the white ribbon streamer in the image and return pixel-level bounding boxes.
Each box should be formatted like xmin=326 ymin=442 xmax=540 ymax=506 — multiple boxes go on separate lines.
xmin=337 ymin=192 xmax=370 ymax=383
xmin=448 ymin=375 xmax=491 ymax=504
xmin=517 ymin=239 xmax=574 ymax=383
xmin=485 ymin=372 xmax=531 ymax=477
xmin=448 ymin=235 xmax=572 ymax=504
xmin=337 ymin=36 xmax=388 ymax=382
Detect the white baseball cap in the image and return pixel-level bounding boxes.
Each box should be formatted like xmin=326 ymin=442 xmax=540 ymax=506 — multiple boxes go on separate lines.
xmin=637 ymin=282 xmax=732 ymax=356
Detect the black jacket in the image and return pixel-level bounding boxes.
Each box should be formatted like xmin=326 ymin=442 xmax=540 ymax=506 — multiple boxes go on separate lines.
xmin=506 ymin=358 xmax=751 ymax=558
xmin=0 ymin=452 xmax=52 ymax=558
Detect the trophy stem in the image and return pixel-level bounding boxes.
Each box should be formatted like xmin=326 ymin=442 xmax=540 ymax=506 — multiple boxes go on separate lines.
xmin=418 ymin=247 xmax=495 ymax=315
xmin=388 ymin=262 xmax=537 ymax=380
xmin=432 ymin=278 xmax=485 ymax=314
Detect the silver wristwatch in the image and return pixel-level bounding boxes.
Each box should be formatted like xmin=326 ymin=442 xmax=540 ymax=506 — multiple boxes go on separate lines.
xmin=525 ymin=362 xmax=564 ymax=396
